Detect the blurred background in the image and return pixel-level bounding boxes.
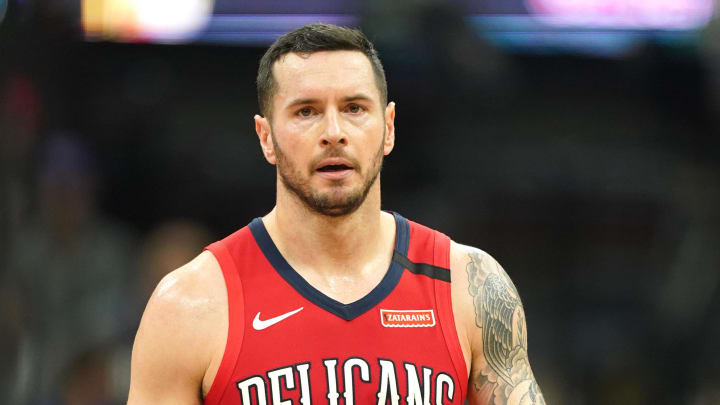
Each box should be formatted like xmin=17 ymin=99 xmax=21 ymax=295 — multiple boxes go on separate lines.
xmin=1 ymin=0 xmax=719 ymax=404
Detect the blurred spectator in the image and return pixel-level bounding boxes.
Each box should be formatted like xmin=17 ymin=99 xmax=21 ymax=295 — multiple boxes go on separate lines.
xmin=97 ymin=218 xmax=215 ymax=403
xmin=136 ymin=218 xmax=214 ymax=301
xmin=0 ymin=71 xmax=43 ymax=405
xmin=61 ymin=347 xmax=114 ymax=405
xmin=3 ymin=133 xmax=137 ymax=405
xmin=690 ymin=370 xmax=720 ymax=405
xmin=1 ymin=74 xmax=42 ymax=262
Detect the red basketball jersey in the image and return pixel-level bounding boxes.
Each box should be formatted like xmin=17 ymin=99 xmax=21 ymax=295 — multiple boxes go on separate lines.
xmin=203 ymin=213 xmax=468 ymax=405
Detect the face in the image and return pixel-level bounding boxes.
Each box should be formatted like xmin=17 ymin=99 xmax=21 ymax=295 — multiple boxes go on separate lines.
xmin=255 ymin=50 xmax=395 ymax=217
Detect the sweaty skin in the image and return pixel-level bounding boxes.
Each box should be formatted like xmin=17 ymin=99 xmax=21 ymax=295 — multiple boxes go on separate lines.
xmin=127 ymin=49 xmax=545 ymax=404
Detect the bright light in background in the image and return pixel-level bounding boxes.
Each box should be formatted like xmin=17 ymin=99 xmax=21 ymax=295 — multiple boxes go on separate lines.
xmin=526 ymin=0 xmax=715 ymax=30
xmin=82 ymin=0 xmax=214 ymax=43
xmin=132 ymin=0 xmax=213 ymax=42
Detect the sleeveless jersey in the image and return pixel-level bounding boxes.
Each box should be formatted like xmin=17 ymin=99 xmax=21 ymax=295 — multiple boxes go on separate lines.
xmin=203 ymin=212 xmax=468 ymax=405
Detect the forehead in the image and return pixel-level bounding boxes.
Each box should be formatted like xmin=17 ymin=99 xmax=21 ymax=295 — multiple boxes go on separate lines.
xmin=272 ymin=50 xmax=380 ymax=104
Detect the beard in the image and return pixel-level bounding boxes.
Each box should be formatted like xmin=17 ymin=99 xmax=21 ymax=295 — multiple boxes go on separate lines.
xmin=272 ymin=132 xmax=385 ymax=217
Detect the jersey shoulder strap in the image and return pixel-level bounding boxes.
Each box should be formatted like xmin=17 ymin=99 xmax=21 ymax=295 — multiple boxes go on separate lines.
xmin=406 ymin=218 xmax=468 ymax=399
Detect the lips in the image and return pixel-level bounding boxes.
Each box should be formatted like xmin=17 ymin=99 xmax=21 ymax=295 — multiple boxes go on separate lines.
xmin=315 ymin=158 xmax=354 ymax=180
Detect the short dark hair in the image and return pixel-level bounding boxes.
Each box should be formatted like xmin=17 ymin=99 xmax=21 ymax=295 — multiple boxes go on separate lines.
xmin=256 ymin=23 xmax=387 ymax=118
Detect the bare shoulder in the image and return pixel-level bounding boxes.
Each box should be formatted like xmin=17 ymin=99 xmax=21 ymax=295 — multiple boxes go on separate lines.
xmin=139 ymin=251 xmax=226 ymax=341
xmin=150 ymin=250 xmax=226 ymax=320
xmin=128 ymin=250 xmax=228 ymax=405
xmin=448 ymin=242 xmax=500 ymax=325
xmin=448 ymin=242 xmax=546 ymax=405
xmin=448 ymin=242 xmax=520 ymax=335
xmin=447 ymin=242 xmax=498 ymax=365
xmin=449 ymin=241 xmax=502 ymax=285
xmin=449 ymin=243 xmax=520 ymax=314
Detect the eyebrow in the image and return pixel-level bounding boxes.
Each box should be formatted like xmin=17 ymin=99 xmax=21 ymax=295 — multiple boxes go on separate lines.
xmin=341 ymin=93 xmax=374 ymax=103
xmin=284 ymin=93 xmax=375 ymax=110
xmin=285 ymin=98 xmax=319 ymax=109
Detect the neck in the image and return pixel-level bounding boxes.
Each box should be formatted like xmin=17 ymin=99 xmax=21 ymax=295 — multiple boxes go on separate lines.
xmin=263 ymin=180 xmax=393 ymax=278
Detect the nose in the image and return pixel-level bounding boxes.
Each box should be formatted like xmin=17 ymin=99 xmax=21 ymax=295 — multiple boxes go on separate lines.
xmin=320 ymin=109 xmax=347 ymax=147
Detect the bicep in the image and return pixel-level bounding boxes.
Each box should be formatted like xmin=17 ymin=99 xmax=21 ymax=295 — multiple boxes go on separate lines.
xmin=459 ymin=247 xmax=546 ymax=405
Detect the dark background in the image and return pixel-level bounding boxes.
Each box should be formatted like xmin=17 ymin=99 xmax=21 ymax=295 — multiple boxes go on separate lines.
xmin=2 ymin=1 xmax=719 ymax=404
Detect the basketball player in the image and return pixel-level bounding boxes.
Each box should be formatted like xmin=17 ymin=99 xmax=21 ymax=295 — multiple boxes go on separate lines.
xmin=127 ymin=24 xmax=546 ymax=405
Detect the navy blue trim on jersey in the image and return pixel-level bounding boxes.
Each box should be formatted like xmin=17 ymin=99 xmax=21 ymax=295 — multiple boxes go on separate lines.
xmin=248 ymin=212 xmax=410 ymax=321
xmin=393 ymin=211 xmax=410 ymax=255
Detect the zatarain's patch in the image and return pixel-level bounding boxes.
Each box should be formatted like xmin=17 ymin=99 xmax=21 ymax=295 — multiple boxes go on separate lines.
xmin=380 ymin=309 xmax=435 ymax=327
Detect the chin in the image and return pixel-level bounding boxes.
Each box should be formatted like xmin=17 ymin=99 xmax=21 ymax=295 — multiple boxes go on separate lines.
xmin=318 ymin=206 xmax=359 ymax=218
xmin=308 ymin=190 xmax=366 ymax=217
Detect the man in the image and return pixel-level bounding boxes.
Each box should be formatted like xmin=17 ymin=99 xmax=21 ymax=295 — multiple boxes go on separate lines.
xmin=127 ymin=23 xmax=546 ymax=405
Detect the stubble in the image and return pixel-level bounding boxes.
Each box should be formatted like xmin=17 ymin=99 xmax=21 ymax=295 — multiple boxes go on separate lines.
xmin=271 ymin=130 xmax=385 ymax=217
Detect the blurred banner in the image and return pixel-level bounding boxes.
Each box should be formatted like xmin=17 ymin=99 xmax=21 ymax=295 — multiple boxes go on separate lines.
xmin=81 ymin=0 xmax=358 ymax=44
xmin=81 ymin=0 xmax=715 ymax=56
xmin=526 ymin=0 xmax=714 ymax=29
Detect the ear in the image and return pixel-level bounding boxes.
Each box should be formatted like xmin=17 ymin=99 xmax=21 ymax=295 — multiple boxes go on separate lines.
xmin=255 ymin=114 xmax=276 ymax=165
xmin=383 ymin=102 xmax=396 ymax=156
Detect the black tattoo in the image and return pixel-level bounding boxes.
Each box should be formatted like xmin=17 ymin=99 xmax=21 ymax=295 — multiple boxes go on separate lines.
xmin=481 ymin=272 xmax=520 ymax=384
xmin=466 ymin=251 xmax=546 ymax=405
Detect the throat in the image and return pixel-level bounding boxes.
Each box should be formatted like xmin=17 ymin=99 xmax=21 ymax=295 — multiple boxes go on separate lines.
xmin=264 ymin=209 xmax=397 ymax=299
xmin=314 ymin=270 xmax=389 ymax=305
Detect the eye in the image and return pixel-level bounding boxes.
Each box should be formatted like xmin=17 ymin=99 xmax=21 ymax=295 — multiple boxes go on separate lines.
xmin=346 ymin=104 xmax=364 ymax=114
xmin=297 ymin=107 xmax=314 ymax=117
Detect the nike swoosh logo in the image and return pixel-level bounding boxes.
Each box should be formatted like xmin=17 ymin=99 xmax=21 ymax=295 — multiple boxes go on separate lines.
xmin=252 ymin=307 xmax=304 ymax=330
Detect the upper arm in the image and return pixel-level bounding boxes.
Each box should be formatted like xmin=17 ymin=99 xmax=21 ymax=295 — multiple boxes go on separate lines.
xmin=451 ymin=243 xmax=546 ymax=405
xmin=127 ymin=251 xmax=226 ymax=405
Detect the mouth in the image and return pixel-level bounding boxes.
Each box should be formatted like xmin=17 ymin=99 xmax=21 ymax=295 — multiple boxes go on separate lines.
xmin=315 ymin=159 xmax=355 ymax=180
xmin=317 ymin=164 xmax=353 ymax=172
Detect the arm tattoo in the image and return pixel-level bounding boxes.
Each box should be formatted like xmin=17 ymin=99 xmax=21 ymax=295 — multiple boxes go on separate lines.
xmin=466 ymin=251 xmax=546 ymax=405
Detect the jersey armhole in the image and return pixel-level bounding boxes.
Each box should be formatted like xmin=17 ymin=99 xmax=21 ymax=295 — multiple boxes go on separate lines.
xmin=203 ymin=241 xmax=245 ymax=405
xmin=433 ymin=232 xmax=469 ymax=401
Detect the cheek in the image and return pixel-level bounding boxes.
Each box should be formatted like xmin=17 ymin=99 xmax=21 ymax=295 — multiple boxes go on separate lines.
xmin=284 ymin=120 xmax=322 ymax=147
xmin=344 ymin=113 xmax=376 ymax=130
xmin=273 ymin=130 xmax=313 ymax=168
xmin=287 ymin=112 xmax=323 ymax=131
xmin=341 ymin=116 xmax=383 ymax=147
